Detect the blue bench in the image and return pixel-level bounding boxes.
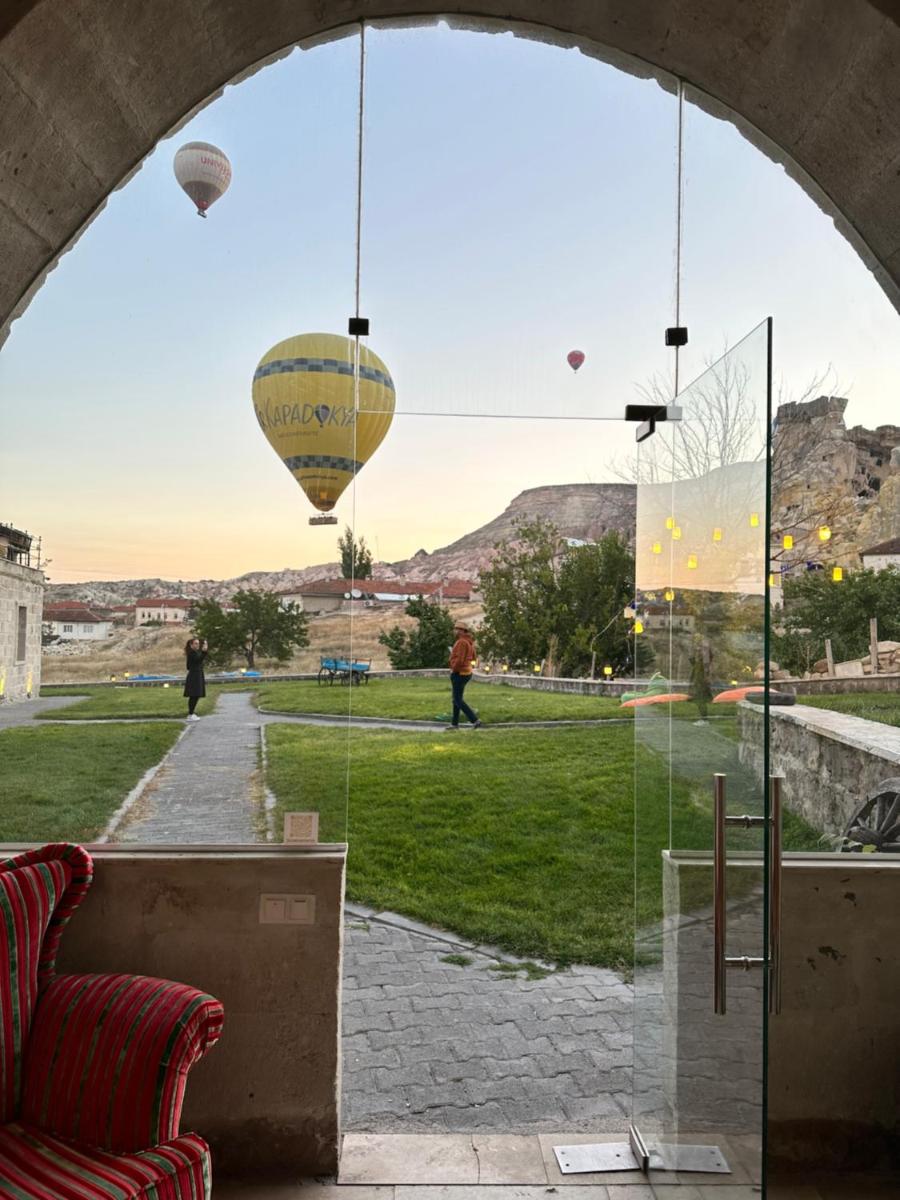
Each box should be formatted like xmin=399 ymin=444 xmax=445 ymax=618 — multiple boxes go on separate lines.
xmin=318 ymin=656 xmax=371 ymax=686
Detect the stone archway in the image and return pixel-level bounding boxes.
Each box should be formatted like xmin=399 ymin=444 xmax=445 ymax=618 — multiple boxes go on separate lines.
xmin=1 ymin=1 xmax=900 ymax=344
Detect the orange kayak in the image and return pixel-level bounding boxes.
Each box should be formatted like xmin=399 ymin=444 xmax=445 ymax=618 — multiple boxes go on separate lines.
xmin=621 ymin=692 xmax=690 ymax=708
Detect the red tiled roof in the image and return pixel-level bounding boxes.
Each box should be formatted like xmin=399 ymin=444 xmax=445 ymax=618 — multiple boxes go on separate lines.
xmin=43 ymin=603 xmax=108 ymax=623
xmin=135 ymin=597 xmax=193 ymax=608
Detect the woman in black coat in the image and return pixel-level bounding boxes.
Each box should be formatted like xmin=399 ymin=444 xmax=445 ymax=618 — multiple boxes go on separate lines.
xmin=184 ymin=637 xmax=208 ymax=720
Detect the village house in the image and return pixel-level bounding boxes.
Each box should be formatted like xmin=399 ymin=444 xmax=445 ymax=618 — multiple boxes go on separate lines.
xmin=0 ymin=523 xmax=44 ymax=702
xmin=43 ymin=601 xmax=114 ymax=641
xmin=860 ymin=535 xmax=900 ymax=572
xmin=134 ymin=596 xmax=193 ymax=624
xmin=278 ymin=577 xmax=474 ymax=614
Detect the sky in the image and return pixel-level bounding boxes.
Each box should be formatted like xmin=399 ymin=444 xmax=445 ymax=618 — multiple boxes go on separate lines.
xmin=2 ymin=22 xmax=899 ymax=584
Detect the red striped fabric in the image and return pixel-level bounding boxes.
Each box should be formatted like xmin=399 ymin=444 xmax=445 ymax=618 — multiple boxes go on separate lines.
xmin=0 ymin=1121 xmax=209 ymax=1199
xmin=23 ymin=974 xmax=224 ymax=1154
xmin=0 ymin=845 xmax=93 ymax=1123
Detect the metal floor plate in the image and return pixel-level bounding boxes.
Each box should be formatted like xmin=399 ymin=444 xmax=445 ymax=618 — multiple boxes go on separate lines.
xmin=648 ymin=1143 xmax=731 ymax=1174
xmin=553 ymin=1143 xmax=641 ymax=1173
xmin=553 ymin=1141 xmax=731 ymax=1176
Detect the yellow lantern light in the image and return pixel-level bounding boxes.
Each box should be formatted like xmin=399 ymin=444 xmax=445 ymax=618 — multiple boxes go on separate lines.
xmin=664 ymin=588 xmax=675 ymax=603
xmin=713 ymin=527 xmax=723 ymax=542
xmin=665 ymin=516 xmax=675 ymax=530
xmin=123 ymin=672 xmax=130 ymax=679
xmin=533 ymin=664 xmax=542 ymax=673
xmin=603 ymin=665 xmax=613 ymax=677
xmin=634 ymin=620 xmax=644 ymax=635
xmin=672 ymin=526 xmax=682 ymax=541
xmin=783 ymin=534 xmax=794 ymax=550
xmin=730 ymin=679 xmax=739 ymax=686
xmin=652 ymin=541 xmax=662 ymax=555
xmin=750 ymin=513 xmax=760 ymax=528
xmin=501 ymin=664 xmax=508 ymax=672
xmin=687 ymin=554 xmax=698 ymax=569
xmin=819 ymin=525 xmax=832 ymax=542
xmin=832 ymin=566 xmax=843 ymax=582
xmin=163 ymin=683 xmax=170 ymax=689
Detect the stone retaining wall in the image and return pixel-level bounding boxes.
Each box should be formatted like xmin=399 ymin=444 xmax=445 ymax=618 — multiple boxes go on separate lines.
xmin=739 ymin=701 xmax=900 ymax=834
xmin=781 ymin=672 xmax=900 ymax=696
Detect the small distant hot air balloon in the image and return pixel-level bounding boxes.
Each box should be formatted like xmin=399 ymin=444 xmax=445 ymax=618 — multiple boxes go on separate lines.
xmin=252 ymin=332 xmax=395 ymax=519
xmin=173 ymin=142 xmax=232 ymax=217
xmin=567 ymin=349 xmax=585 ymax=372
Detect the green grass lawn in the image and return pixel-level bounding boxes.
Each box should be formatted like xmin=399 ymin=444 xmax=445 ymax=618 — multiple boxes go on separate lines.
xmin=0 ymin=722 xmax=182 ymax=842
xmin=801 ymin=690 xmax=900 ymax=729
xmin=265 ymin=721 xmax=820 ymax=969
xmin=37 ymin=685 xmax=227 ymax=720
xmin=257 ymin=677 xmax=631 ymax=722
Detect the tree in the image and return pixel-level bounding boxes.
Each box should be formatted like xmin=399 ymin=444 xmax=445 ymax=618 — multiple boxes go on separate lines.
xmin=477 ymin=519 xmax=562 ymax=669
xmin=772 ymin=566 xmax=900 ymax=675
xmin=378 ymin=596 xmax=454 ymax=670
xmin=338 ymin=526 xmax=373 ymax=580
xmin=478 ymin=519 xmax=635 ymax=676
xmin=192 ymin=588 xmax=309 ymax=669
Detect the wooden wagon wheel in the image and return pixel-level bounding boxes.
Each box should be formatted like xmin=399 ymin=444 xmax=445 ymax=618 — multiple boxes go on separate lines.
xmin=843 ymin=776 xmax=900 ymax=851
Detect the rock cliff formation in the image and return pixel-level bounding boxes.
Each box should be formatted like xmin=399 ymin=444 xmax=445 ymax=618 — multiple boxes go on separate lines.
xmin=772 ymin=396 xmax=900 ymax=570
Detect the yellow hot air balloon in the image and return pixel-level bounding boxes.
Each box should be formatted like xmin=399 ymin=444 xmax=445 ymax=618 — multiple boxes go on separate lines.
xmin=252 ymin=332 xmax=395 ymax=516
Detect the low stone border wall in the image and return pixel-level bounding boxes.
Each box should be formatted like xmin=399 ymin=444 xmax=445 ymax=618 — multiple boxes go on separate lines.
xmin=780 ymin=672 xmax=900 ymax=696
xmin=739 ymin=701 xmax=900 ymax=834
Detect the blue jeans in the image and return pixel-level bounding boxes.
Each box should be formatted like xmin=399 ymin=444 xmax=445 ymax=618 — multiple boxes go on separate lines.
xmin=451 ymin=672 xmax=478 ymax=725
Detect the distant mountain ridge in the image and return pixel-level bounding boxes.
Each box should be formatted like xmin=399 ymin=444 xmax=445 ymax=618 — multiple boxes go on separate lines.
xmin=45 ymin=482 xmax=637 ymax=606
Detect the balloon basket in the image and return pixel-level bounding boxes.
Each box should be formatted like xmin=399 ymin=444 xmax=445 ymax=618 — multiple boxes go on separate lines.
xmin=309 ymin=515 xmax=338 ymax=526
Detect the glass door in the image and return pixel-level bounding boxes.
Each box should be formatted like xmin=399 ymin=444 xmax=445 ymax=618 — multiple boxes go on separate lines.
xmin=631 ymin=319 xmax=774 ymax=1190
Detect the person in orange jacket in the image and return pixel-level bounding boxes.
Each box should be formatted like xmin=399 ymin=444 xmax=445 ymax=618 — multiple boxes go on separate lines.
xmin=447 ymin=621 xmax=482 ymax=729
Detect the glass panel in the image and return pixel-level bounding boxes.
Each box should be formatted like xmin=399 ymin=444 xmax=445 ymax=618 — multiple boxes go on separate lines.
xmin=632 ymin=320 xmax=771 ymax=1188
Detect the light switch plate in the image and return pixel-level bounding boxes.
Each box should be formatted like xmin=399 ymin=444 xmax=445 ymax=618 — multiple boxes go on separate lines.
xmin=259 ymin=893 xmax=316 ymax=925
xmin=284 ymin=811 xmax=319 ymax=844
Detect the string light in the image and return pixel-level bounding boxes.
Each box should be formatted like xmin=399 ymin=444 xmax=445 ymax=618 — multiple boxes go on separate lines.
xmin=634 ymin=620 xmax=644 ymax=634
xmin=832 ymin=566 xmax=843 ymax=582
xmin=783 ymin=534 xmax=794 ymax=550
xmin=652 ymin=541 xmax=662 ymax=555
xmin=666 ymin=517 xmax=675 ymax=530
xmin=819 ymin=526 xmax=832 ymax=542
xmin=664 ymin=588 xmax=675 ymax=602
xmin=712 ymin=528 xmax=723 ymax=542
xmin=750 ymin=513 xmax=760 ymax=528
xmin=687 ymin=554 xmax=698 ymax=569
xmin=769 ymin=573 xmax=776 ymax=587
xmin=672 ymin=526 xmax=682 ymax=540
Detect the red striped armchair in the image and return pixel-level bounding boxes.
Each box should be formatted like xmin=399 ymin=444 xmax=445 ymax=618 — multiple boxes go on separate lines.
xmin=0 ymin=844 xmax=224 ymax=1199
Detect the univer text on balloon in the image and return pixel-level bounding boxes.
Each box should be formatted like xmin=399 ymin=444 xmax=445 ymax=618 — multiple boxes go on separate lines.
xmin=254 ymin=402 xmax=358 ymax=431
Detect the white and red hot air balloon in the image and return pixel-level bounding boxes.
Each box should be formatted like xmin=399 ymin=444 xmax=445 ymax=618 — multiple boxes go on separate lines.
xmin=567 ymin=349 xmax=585 ymax=372
xmin=173 ymin=142 xmax=232 ymax=217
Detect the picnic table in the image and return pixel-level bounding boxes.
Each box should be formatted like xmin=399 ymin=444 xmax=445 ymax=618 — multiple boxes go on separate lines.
xmin=318 ymin=655 xmax=371 ymax=686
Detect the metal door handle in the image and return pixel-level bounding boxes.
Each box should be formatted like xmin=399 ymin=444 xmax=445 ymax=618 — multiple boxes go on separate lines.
xmin=769 ymin=775 xmax=783 ymax=1016
xmin=713 ymin=773 xmax=783 ymax=1015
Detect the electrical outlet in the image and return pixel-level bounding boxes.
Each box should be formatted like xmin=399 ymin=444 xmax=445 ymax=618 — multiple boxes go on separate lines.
xmin=259 ymin=893 xmax=316 ymax=925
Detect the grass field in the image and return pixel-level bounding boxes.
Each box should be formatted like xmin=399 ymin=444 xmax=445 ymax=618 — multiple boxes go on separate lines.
xmin=37 ymin=685 xmax=227 ymax=720
xmin=0 ymin=722 xmax=182 ymax=842
xmin=257 ymin=677 xmax=630 ymax=722
xmin=265 ymin=721 xmax=819 ymax=969
xmin=802 ymin=690 xmax=900 ymax=729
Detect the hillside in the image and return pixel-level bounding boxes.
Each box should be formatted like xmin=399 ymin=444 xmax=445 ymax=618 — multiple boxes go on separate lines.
xmin=45 ymin=482 xmax=637 ymax=604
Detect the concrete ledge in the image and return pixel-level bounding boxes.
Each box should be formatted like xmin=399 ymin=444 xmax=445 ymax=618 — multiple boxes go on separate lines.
xmin=739 ymin=702 xmax=900 ymax=834
xmin=781 ymin=673 xmax=900 ymax=697
xmin=45 ymin=845 xmax=347 ymax=1180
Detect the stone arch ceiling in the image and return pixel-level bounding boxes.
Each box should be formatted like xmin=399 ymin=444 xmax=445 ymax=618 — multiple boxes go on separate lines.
xmin=2 ymin=0 xmax=900 ymax=342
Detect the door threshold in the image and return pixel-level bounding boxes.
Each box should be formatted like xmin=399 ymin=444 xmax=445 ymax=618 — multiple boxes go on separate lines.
xmin=339 ymin=1131 xmax=751 ymax=1186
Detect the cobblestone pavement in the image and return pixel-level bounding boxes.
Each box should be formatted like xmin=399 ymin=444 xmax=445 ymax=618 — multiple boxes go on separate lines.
xmin=342 ymin=913 xmax=633 ymax=1133
xmin=113 ymin=691 xmax=264 ymax=843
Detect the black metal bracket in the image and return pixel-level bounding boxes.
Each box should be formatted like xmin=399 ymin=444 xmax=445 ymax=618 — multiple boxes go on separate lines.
xmin=624 ymin=403 xmax=682 ymax=443
xmin=348 ymin=316 xmax=369 ymax=336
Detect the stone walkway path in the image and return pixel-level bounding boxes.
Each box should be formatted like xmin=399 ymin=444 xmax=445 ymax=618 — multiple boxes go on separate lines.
xmin=0 ymin=694 xmax=82 ymax=726
xmin=342 ymin=912 xmax=632 ymax=1133
xmin=114 ymin=691 xmax=264 ymax=843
